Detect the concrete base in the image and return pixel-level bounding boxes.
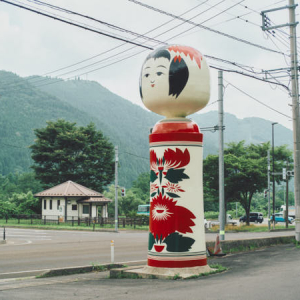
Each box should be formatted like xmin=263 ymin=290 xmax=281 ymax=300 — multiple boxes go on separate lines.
xmin=111 ymin=264 xmax=214 ymax=279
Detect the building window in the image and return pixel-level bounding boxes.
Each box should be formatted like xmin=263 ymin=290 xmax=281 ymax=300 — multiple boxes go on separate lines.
xmin=83 ymin=205 xmax=89 ymax=214
xmin=50 ymin=200 xmax=52 ymax=210
xmin=57 ymin=200 xmax=60 ymax=210
xmin=72 ymin=204 xmax=78 ymax=211
xmin=44 ymin=199 xmax=46 ymax=210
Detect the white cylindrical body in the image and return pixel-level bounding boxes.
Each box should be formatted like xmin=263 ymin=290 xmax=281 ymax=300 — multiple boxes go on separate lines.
xmin=147 ymin=119 xmax=207 ymax=268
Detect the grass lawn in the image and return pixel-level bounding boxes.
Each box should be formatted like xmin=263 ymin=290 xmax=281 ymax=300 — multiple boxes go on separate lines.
xmin=209 ymin=224 xmax=295 ymax=232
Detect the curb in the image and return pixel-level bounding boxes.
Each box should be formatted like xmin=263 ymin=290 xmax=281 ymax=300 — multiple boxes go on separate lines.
xmin=0 ymin=260 xmax=147 ymax=280
xmin=206 ymin=235 xmax=295 ymax=253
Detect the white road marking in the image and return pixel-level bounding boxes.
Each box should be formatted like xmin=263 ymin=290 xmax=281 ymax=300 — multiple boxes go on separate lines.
xmin=6 ymin=235 xmax=50 ymax=238
xmin=3 ymin=240 xmax=33 ymax=246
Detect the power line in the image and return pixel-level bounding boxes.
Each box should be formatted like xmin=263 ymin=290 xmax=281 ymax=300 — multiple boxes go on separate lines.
xmin=30 ymin=0 xmax=272 ymax=86
xmin=4 ymin=1 xmax=219 ymax=89
xmin=210 ymin=65 xmax=289 ymax=91
xmin=160 ymin=0 xmax=245 ymax=44
xmin=128 ymin=0 xmax=285 ymax=55
xmin=24 ymin=0 xmax=164 ymax=45
xmin=198 ymin=0 xmax=245 ymax=25
xmin=225 ymin=79 xmax=292 ymax=119
xmin=42 ymin=0 xmax=289 ymax=88
xmin=144 ymin=0 xmax=225 ymax=43
xmin=119 ymin=151 xmax=149 ymax=161
xmin=1 ymin=0 xmax=291 ymax=94
xmin=26 ymin=0 xmax=210 ymax=81
xmin=30 ymin=0 xmax=222 ymax=84
xmin=18 ymin=0 xmax=290 ymax=84
xmin=0 ymin=0 xmax=154 ymax=50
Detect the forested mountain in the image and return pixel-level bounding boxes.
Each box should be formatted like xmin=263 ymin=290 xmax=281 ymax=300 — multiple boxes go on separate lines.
xmin=0 ymin=70 xmax=294 ymax=188
xmin=0 ymin=71 xmax=110 ymax=174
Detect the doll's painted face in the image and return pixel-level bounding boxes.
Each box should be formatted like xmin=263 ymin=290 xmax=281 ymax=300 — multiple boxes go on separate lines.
xmin=140 ymin=45 xmax=210 ymax=118
xmin=141 ymin=57 xmax=170 ymax=101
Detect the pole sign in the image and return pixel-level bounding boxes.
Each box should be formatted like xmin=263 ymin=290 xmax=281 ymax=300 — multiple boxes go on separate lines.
xmin=282 ymin=168 xmax=287 ymax=180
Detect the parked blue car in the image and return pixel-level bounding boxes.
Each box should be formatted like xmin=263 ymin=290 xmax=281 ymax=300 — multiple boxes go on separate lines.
xmin=270 ymin=213 xmax=293 ymax=224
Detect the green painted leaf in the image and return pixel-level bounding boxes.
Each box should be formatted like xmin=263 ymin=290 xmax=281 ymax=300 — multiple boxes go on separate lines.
xmin=164 ymin=232 xmax=195 ymax=252
xmin=148 ymin=233 xmax=155 ymax=250
xmin=166 ymin=192 xmax=180 ymax=198
xmin=165 ymin=168 xmax=189 ymax=183
xmin=150 ymin=170 xmax=157 ymax=183
xmin=150 ymin=192 xmax=156 ymax=197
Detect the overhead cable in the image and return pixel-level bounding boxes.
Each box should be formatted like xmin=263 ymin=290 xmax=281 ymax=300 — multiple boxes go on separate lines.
xmin=128 ymin=0 xmax=285 ymax=55
xmin=25 ymin=0 xmax=163 ymax=45
xmin=225 ymin=80 xmax=292 ymax=119
xmin=0 ymin=0 xmax=154 ymax=50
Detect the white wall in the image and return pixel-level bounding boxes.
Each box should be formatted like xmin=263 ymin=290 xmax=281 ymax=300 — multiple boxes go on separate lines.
xmin=66 ymin=199 xmax=80 ymax=219
xmin=42 ymin=197 xmax=63 ymax=220
xmin=41 ymin=198 xmax=106 ymax=219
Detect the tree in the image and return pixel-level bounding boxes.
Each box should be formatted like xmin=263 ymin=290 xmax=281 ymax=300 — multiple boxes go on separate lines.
xmin=203 ymin=141 xmax=293 ymax=225
xmin=30 ymin=119 xmax=114 ymax=192
xmin=131 ymin=172 xmax=150 ymax=204
xmin=10 ymin=192 xmax=40 ymax=214
xmin=119 ymin=191 xmax=144 ymax=216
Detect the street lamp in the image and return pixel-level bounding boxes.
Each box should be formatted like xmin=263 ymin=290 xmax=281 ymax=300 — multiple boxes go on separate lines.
xmin=272 ymin=122 xmax=278 ymax=228
xmin=260 ymin=142 xmax=271 ymax=230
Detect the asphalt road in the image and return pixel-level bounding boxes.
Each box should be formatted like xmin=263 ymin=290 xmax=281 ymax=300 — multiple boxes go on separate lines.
xmin=0 ymin=227 xmax=295 ymax=276
xmin=0 ymin=243 xmax=299 ymax=300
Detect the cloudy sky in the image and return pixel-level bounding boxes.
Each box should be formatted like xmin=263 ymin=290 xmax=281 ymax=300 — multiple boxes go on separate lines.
xmin=0 ymin=0 xmax=297 ymax=130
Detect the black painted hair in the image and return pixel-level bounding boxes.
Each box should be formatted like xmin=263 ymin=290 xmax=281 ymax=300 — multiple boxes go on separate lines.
xmin=140 ymin=47 xmax=189 ymax=99
xmin=169 ymin=57 xmax=189 ymax=98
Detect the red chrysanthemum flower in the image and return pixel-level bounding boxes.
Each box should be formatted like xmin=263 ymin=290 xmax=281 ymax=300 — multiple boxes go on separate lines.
xmin=163 ymin=148 xmax=190 ymax=170
xmin=150 ymin=150 xmax=158 ymax=173
xmin=150 ymin=148 xmax=190 ymax=178
xmin=149 ymin=193 xmax=195 ymax=241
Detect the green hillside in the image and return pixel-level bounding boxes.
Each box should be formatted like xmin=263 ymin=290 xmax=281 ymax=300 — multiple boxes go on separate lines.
xmin=0 ymin=71 xmax=107 ymax=173
xmin=0 ymin=70 xmax=294 ymax=188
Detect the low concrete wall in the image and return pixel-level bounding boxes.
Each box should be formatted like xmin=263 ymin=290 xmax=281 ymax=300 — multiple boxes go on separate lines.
xmin=206 ymin=235 xmax=295 ymax=253
xmin=41 ymin=263 xmax=125 ymax=278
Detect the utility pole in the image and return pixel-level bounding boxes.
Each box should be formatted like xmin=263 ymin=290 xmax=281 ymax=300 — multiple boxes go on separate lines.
xmin=218 ymin=70 xmax=225 ymax=241
xmin=267 ymin=150 xmax=271 ymax=231
xmin=114 ymin=146 xmax=118 ymax=232
xmin=261 ymin=0 xmax=300 ymax=242
xmin=288 ymin=0 xmax=300 ymax=242
xmin=272 ymin=122 xmax=277 ymax=229
xmin=286 ymin=162 xmax=289 ymax=228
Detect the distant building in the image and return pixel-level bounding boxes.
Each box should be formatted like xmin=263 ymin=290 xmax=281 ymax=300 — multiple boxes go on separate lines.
xmin=34 ymin=181 xmax=112 ymax=221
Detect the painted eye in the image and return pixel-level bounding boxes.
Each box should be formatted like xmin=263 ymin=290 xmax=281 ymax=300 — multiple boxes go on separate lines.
xmin=144 ymin=73 xmax=150 ymax=78
xmin=156 ymin=72 xmax=163 ymax=76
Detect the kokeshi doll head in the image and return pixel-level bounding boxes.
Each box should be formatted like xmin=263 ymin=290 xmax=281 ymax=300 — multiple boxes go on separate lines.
xmin=140 ymin=45 xmax=210 ymax=119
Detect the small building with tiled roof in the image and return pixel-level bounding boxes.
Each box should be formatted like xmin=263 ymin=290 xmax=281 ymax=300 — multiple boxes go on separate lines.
xmin=34 ymin=181 xmax=112 ymax=221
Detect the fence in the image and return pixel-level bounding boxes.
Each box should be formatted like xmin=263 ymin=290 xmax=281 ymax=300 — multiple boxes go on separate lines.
xmin=0 ymin=214 xmax=149 ymax=229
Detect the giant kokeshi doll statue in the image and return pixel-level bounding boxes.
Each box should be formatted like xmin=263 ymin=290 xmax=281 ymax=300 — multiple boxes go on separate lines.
xmin=140 ymin=45 xmax=211 ymax=276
